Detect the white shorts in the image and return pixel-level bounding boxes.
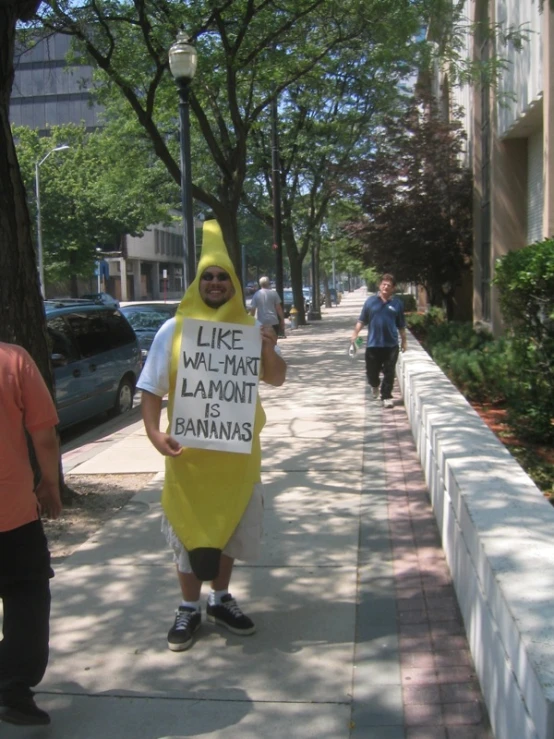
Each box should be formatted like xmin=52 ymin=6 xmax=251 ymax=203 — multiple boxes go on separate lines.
xmin=161 ymin=483 xmax=264 ymax=574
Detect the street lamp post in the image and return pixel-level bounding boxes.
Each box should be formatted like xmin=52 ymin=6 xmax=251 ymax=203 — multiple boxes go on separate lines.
xmin=169 ymin=31 xmax=198 ymax=290
xmin=35 ymin=145 xmax=70 ymax=297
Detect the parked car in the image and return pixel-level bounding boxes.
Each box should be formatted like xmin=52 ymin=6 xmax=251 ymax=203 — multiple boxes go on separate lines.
xmin=282 ymin=289 xmax=294 ymax=317
xmin=120 ymin=301 xmax=179 ymax=361
xmin=81 ymin=292 xmax=120 ymax=309
xmin=282 ymin=289 xmax=308 ymax=317
xmin=45 ymin=299 xmax=142 ymax=430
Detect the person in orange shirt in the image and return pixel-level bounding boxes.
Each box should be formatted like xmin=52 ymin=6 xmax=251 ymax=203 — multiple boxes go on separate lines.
xmin=0 ymin=342 xmax=62 ymax=727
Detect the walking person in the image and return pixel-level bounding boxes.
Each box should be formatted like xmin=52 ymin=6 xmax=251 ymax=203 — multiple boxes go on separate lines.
xmin=0 ymin=342 xmax=62 ymax=726
xmin=249 ymin=276 xmax=285 ymax=337
xmin=138 ymin=221 xmax=286 ymax=652
xmin=350 ymin=274 xmax=407 ymax=408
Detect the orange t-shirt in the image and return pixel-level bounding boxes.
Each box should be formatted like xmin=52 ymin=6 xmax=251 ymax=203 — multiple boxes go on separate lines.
xmin=0 ymin=342 xmax=59 ymax=532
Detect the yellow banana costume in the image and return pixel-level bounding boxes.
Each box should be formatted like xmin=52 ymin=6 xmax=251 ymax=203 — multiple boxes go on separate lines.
xmin=163 ymin=220 xmax=266 ymax=581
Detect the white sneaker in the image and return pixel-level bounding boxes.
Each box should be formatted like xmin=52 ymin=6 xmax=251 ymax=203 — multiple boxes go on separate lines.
xmin=371 ymin=386 xmax=380 ymax=400
xmin=383 ymin=398 xmax=394 ymax=408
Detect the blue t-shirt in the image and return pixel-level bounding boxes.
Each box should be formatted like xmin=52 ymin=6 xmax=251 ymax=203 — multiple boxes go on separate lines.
xmin=358 ymin=295 xmax=406 ymax=348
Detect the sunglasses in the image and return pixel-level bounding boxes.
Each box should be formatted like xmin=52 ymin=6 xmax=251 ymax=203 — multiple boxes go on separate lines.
xmin=201 ymin=271 xmax=231 ymax=282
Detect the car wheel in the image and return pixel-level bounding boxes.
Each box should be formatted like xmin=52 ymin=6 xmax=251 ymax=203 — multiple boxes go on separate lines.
xmin=111 ymin=377 xmax=134 ymax=416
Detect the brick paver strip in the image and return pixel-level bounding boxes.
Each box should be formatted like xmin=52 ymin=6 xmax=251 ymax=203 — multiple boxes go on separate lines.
xmin=382 ymin=389 xmax=494 ymax=737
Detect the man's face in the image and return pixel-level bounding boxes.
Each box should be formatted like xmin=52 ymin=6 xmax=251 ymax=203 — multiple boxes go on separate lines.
xmin=199 ymin=265 xmax=235 ymax=308
xmin=379 ymin=279 xmax=395 ymax=300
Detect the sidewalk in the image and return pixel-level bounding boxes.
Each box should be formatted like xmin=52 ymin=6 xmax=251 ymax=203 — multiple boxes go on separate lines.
xmin=8 ymin=291 xmax=493 ymax=738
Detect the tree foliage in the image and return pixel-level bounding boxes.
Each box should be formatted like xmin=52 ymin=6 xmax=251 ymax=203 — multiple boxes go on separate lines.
xmin=345 ymin=92 xmax=473 ymax=317
xmin=28 ymin=0 xmax=429 ymax=274
xmin=245 ymin=29 xmax=420 ymax=317
xmin=14 ymin=122 xmax=176 ymax=286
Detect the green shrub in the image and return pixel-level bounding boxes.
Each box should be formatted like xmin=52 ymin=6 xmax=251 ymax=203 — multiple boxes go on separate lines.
xmin=430 ymin=335 xmax=510 ymax=403
xmin=420 ymin=322 xmax=507 ymax=402
xmin=405 ymin=307 xmax=446 ymax=339
xmin=427 ymin=321 xmax=493 ymax=352
xmin=494 ymin=239 xmax=554 ymax=441
xmin=404 ymin=243 xmax=554 ymax=441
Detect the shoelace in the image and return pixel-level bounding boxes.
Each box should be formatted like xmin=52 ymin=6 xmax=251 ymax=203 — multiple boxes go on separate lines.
xmin=174 ymin=609 xmax=196 ymax=631
xmin=221 ymin=597 xmax=242 ymax=617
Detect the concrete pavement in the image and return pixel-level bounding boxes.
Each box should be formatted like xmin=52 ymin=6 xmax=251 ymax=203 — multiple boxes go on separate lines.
xmin=5 ymin=291 xmax=493 ymax=738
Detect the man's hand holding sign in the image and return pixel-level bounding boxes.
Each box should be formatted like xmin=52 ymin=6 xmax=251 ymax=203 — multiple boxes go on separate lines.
xmin=172 ymin=319 xmax=261 ymax=453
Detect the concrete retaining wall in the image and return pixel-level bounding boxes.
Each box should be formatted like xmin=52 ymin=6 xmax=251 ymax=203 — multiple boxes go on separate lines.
xmin=397 ymin=337 xmax=554 ymax=739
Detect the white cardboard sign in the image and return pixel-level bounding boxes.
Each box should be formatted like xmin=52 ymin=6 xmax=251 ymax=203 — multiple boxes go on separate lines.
xmin=171 ymin=318 xmax=261 ymax=454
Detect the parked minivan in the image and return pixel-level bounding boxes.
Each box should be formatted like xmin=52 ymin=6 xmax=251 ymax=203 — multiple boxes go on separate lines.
xmin=45 ymin=300 xmax=142 ymax=430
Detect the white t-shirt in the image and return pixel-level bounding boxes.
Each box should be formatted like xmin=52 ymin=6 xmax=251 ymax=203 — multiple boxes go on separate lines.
xmin=137 ymin=317 xmax=280 ymax=397
xmin=250 ymin=288 xmax=281 ymax=326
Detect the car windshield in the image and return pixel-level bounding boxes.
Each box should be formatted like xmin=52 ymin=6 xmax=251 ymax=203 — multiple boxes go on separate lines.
xmin=283 ymin=290 xmax=293 ymax=301
xmin=122 ymin=306 xmax=176 ymax=332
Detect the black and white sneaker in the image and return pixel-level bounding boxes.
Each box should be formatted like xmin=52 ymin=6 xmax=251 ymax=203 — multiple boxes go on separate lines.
xmin=206 ymin=594 xmax=256 ymax=635
xmin=167 ymin=606 xmax=201 ymax=651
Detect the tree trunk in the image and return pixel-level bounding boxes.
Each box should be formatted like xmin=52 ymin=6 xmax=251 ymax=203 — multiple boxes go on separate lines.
xmin=1 ymin=3 xmax=74 ymax=504
xmin=321 ymin=268 xmax=332 ymax=308
xmin=0 ymin=5 xmax=51 ymax=379
xmin=443 ymin=290 xmax=455 ymax=321
xmin=283 ymin=225 xmax=307 ymax=325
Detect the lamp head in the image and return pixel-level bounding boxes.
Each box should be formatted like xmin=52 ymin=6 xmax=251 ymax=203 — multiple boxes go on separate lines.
xmin=169 ymin=32 xmax=198 ymax=83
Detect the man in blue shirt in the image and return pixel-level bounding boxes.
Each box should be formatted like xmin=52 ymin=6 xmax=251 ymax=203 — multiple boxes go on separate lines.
xmin=350 ymin=274 xmax=407 ymax=408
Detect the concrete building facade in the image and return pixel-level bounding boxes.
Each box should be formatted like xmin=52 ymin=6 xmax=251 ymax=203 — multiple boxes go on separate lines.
xmin=448 ymin=0 xmax=551 ymax=334
xmin=11 ymin=33 xmax=103 ymax=133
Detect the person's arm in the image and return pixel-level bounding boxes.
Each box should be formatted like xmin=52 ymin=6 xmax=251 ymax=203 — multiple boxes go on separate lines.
xmin=30 ymin=426 xmax=62 ymax=519
xmin=276 ymin=301 xmax=285 ymax=325
xmin=397 ymin=303 xmax=407 ymax=352
xmin=399 ymin=327 xmax=407 ymax=352
xmin=351 ymin=320 xmax=364 ymax=343
xmin=141 ymin=390 xmax=182 ymax=456
xmin=249 ymin=292 xmax=258 ymax=317
xmin=260 ymin=327 xmax=286 ymax=386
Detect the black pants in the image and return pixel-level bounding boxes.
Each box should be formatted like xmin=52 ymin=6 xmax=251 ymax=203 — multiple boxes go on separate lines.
xmin=0 ymin=520 xmax=52 ymax=700
xmin=365 ymin=346 xmax=399 ymax=400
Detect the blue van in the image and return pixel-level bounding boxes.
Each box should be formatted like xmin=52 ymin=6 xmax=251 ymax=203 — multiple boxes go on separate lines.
xmin=45 ymin=300 xmax=142 ymax=430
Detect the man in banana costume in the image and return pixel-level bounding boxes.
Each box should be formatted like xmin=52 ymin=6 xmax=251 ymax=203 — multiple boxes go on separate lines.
xmin=138 ymin=220 xmax=286 ymax=651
